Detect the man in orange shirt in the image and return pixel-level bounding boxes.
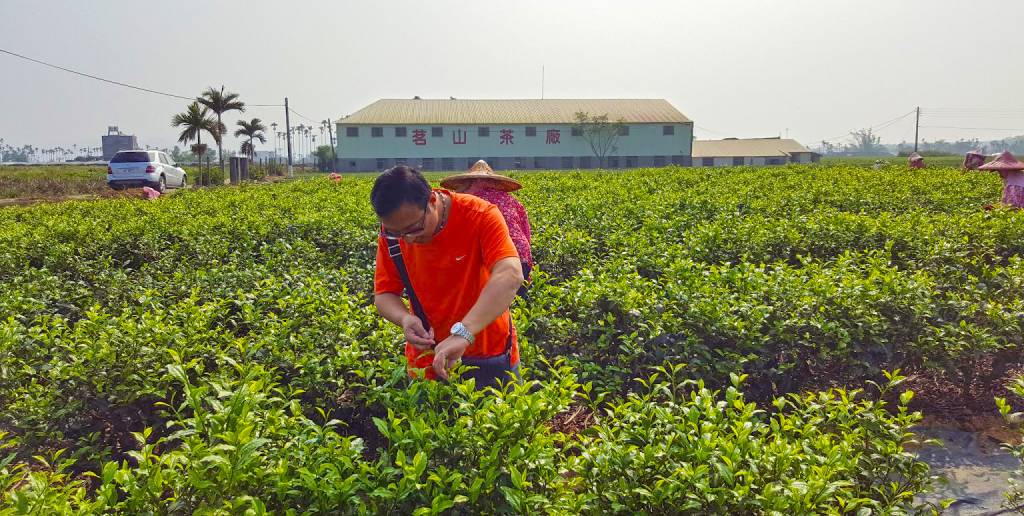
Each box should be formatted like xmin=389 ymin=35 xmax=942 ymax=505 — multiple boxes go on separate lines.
xmin=371 ymin=166 xmax=524 ymax=388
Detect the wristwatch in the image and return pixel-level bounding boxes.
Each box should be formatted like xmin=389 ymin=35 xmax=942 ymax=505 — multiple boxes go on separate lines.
xmin=450 ymin=322 xmax=475 ymax=344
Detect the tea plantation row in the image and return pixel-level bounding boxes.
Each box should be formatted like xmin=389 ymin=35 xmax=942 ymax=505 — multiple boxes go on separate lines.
xmin=0 ymin=164 xmax=1020 ymax=513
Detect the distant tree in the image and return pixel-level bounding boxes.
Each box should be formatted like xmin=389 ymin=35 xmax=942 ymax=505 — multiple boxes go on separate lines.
xmin=169 ymin=145 xmax=195 ymax=163
xmin=234 ymin=118 xmax=267 ymax=160
xmin=573 ymin=112 xmax=626 ymax=168
xmin=847 ymin=128 xmax=882 ymax=155
xmin=198 ymin=86 xmax=245 ymax=176
xmin=172 ymin=102 xmax=219 ymax=167
xmin=190 ymin=143 xmax=208 ymax=161
xmin=314 ymin=145 xmax=334 ymax=172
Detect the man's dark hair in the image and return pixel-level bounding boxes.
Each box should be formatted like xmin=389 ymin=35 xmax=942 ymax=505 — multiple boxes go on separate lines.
xmin=370 ymin=165 xmax=431 ymax=217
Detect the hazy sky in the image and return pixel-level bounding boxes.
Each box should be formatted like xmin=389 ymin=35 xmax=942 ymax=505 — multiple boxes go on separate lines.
xmin=2 ymin=0 xmax=1023 ymax=154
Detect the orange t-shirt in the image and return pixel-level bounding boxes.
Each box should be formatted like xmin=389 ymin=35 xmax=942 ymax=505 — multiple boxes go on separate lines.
xmin=374 ymin=190 xmax=521 ymax=378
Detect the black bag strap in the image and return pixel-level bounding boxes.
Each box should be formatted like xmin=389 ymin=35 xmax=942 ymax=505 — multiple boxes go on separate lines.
xmin=503 ymin=312 xmax=514 ymax=355
xmin=385 ymin=235 xmax=431 ymax=331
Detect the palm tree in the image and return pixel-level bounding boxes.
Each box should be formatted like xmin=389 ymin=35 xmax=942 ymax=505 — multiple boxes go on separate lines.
xmin=295 ymin=124 xmax=306 ymax=163
xmin=197 ymin=85 xmax=245 ymax=176
xmin=172 ymin=102 xmax=219 ymax=182
xmin=233 ymin=118 xmax=267 ymax=160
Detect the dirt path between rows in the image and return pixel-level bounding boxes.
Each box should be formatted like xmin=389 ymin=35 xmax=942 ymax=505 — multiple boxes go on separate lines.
xmin=916 ymin=423 xmax=1021 ymax=515
xmin=0 ymin=188 xmax=186 ymax=207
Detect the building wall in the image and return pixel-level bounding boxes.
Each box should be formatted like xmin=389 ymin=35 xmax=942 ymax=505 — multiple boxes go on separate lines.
xmin=693 ymin=155 xmax=795 ymax=167
xmin=335 ymin=122 xmax=693 ymax=171
xmin=789 ymin=152 xmax=819 ymax=163
xmin=101 ymin=135 xmax=139 ymax=161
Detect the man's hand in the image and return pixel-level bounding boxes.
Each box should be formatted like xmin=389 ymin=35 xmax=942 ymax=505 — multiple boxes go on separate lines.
xmin=433 ymin=335 xmax=471 ymax=380
xmin=402 ymin=314 xmax=435 ymax=350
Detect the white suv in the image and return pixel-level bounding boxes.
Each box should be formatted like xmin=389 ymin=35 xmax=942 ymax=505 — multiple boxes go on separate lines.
xmin=107 ymin=150 xmax=186 ymax=192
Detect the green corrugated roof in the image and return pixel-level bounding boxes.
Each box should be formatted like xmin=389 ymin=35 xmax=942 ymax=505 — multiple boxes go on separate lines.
xmin=338 ymin=99 xmax=691 ymax=125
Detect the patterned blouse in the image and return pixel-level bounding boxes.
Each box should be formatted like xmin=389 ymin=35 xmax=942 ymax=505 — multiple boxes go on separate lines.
xmin=470 ymin=187 xmax=534 ymax=266
xmin=1001 ymin=171 xmax=1024 ymax=208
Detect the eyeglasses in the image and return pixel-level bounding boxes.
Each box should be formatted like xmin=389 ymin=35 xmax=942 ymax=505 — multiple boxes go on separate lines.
xmin=379 ymin=195 xmax=431 ymax=239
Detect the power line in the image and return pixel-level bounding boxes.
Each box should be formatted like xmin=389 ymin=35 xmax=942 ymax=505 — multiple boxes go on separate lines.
xmin=922 ymin=107 xmax=1024 ymax=113
xmin=0 ymin=46 xmax=284 ymax=107
xmin=0 ymin=46 xmax=193 ymax=100
xmin=821 ymin=109 xmax=917 ymax=143
xmin=288 ymin=107 xmax=319 ymax=123
xmin=694 ymin=124 xmax=729 ymax=137
xmin=920 ymin=108 xmax=1024 ymax=122
xmin=919 ymin=125 xmax=1022 ymax=131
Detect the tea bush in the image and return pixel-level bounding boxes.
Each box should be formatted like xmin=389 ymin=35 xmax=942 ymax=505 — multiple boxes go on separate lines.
xmin=1 ymin=163 xmax=1017 ymax=511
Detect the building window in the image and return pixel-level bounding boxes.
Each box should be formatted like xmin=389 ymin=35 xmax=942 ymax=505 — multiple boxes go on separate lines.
xmin=768 ymin=158 xmax=782 ymax=165
xmin=580 ymin=156 xmax=591 ymax=168
xmin=346 ymin=127 xmax=359 ymax=137
xmin=395 ymin=127 xmax=407 ymax=137
xmin=395 ymin=158 xmax=406 ymax=166
xmin=626 ymin=156 xmax=637 ymax=167
xmin=514 ymin=158 xmax=523 ymax=169
xmin=561 ymin=156 xmax=574 ymax=169
xmin=702 ymin=157 xmax=714 ymax=167
xmin=487 ymin=157 xmax=499 ymax=168
xmin=349 ymin=161 xmax=356 ymax=168
xmin=653 ymin=156 xmax=666 ymax=167
xmin=525 ymin=127 xmax=537 ymax=137
xmin=663 ymin=125 xmax=675 ymax=135
xmin=376 ymin=158 xmax=385 ymax=170
xmin=533 ymin=157 xmax=543 ymax=169
xmin=442 ymin=158 xmax=454 ymax=170
xmin=608 ymin=156 xmax=619 ymax=168
xmin=467 ymin=157 xmax=478 ymax=168
xmin=571 ymin=127 xmax=582 ymax=137
xmin=733 ymin=157 xmax=744 ymax=166
xmin=371 ymin=127 xmax=383 ymax=137
xmin=478 ymin=127 xmax=490 ymax=137
xmin=619 ymin=126 xmax=630 ymax=136
xmin=431 ymin=127 xmax=443 ymax=137
xmin=422 ymin=158 xmax=435 ymax=170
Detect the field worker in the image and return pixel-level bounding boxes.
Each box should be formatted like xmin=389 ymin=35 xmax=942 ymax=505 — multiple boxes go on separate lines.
xmin=963 ymin=150 xmax=986 ymax=171
xmin=371 ymin=165 xmax=524 ymax=388
xmin=441 ymin=160 xmax=534 ymax=297
xmin=141 ymin=186 xmax=161 ymax=200
xmin=979 ymin=151 xmax=1024 ymax=209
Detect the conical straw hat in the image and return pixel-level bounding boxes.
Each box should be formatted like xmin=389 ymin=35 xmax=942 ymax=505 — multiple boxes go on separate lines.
xmin=440 ymin=160 xmax=522 ymax=192
xmin=979 ymin=151 xmax=1024 ymax=172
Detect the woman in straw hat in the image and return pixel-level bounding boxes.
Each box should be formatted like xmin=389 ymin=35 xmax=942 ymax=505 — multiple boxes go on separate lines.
xmin=442 ymin=160 xmax=533 ymax=295
xmin=979 ymin=151 xmax=1024 ymax=208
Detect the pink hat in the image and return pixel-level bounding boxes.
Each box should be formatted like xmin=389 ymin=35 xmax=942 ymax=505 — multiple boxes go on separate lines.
xmin=963 ymin=150 xmax=986 ymax=171
xmin=440 ymin=160 xmax=522 ymax=192
xmin=979 ymin=151 xmax=1024 ymax=172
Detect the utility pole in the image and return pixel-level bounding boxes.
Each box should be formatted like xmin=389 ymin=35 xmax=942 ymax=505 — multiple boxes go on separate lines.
xmin=913 ymin=106 xmax=920 ymax=154
xmin=325 ymin=119 xmax=336 ymax=173
xmin=284 ymin=97 xmax=293 ymax=177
